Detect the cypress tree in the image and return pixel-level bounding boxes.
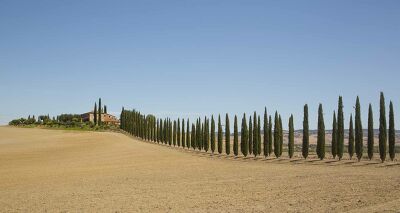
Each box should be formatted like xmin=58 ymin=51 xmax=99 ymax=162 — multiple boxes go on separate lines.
xmin=253 ymin=112 xmax=258 ymax=157
xmin=268 ymin=115 xmax=273 ymax=156
xmin=191 ymin=124 xmax=196 ymax=150
xmin=233 ymin=115 xmax=238 ymax=156
xmin=157 ymin=119 xmax=160 ymax=143
xmin=104 ymin=105 xmax=107 ymax=114
xmin=337 ymin=96 xmax=344 ymax=160
xmin=368 ymin=104 xmax=374 ymax=160
xmin=355 ymin=97 xmax=363 ymax=161
xmin=173 ymin=120 xmax=177 ymax=146
xmin=218 ymin=115 xmax=223 ymax=154
xmin=288 ymin=114 xmax=294 ymax=159
xmin=211 ymin=116 xmax=216 ymax=153
xmin=317 ymin=104 xmax=325 ymax=160
xmin=379 ymin=92 xmax=387 ymax=162
xmin=186 ymin=119 xmax=190 ymax=149
xmin=181 ymin=119 xmax=185 ymax=148
xmin=169 ymin=120 xmax=173 ymax=146
xmin=249 ymin=116 xmax=253 ymax=155
xmin=348 ymin=114 xmax=354 ymax=160
xmin=225 ymin=113 xmax=230 ymax=155
xmin=160 ymin=119 xmax=163 ymax=143
xmin=264 ymin=107 xmax=269 ymax=157
xmin=389 ymin=101 xmax=395 ymax=161
xmin=241 ymin=113 xmax=248 ymax=157
xmin=279 ymin=115 xmax=283 ymax=156
xmin=94 ymin=102 xmax=97 ymax=125
xmin=204 ymin=118 xmax=210 ymax=152
xmin=332 ymin=111 xmax=337 ymax=159
xmin=177 ymin=118 xmax=181 ymax=147
xmin=98 ymin=98 xmax=102 ymax=125
xmin=258 ymin=115 xmax=262 ymax=156
xmin=302 ymin=104 xmax=309 ymax=159
xmin=274 ymin=111 xmax=280 ymax=158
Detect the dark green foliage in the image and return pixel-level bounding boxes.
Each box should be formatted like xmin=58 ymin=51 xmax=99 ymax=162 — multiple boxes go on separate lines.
xmin=253 ymin=112 xmax=258 ymax=157
xmin=233 ymin=115 xmax=238 ymax=156
xmin=258 ymin=115 xmax=261 ymax=156
xmin=249 ymin=116 xmax=253 ymax=155
xmin=274 ymin=112 xmax=280 ymax=158
xmin=348 ymin=114 xmax=354 ymax=160
xmin=264 ymin=108 xmax=269 ymax=157
xmin=268 ymin=115 xmax=273 ymax=156
xmin=218 ymin=115 xmax=223 ymax=154
xmin=211 ymin=116 xmax=216 ymax=153
xmin=337 ymin=96 xmax=344 ymax=160
xmin=177 ymin=118 xmax=181 ymax=147
xmin=173 ymin=120 xmax=177 ymax=146
xmin=191 ymin=123 xmax=195 ymax=149
xmin=332 ymin=111 xmax=337 ymax=158
xmin=368 ymin=104 xmax=374 ymax=160
xmin=181 ymin=119 xmax=185 ymax=148
xmin=355 ymin=97 xmax=363 ymax=161
xmin=169 ymin=120 xmax=172 ymax=146
xmin=241 ymin=113 xmax=248 ymax=157
xmin=389 ymin=101 xmax=395 ymax=161
xmin=204 ymin=117 xmax=210 ymax=152
xmin=379 ymin=92 xmax=387 ymax=162
xmin=187 ymin=119 xmax=190 ymax=149
xmin=104 ymin=105 xmax=107 ymax=114
xmin=98 ymin=98 xmax=102 ymax=125
xmin=288 ymin=115 xmax=294 ymax=159
xmin=279 ymin=115 xmax=283 ymax=157
xmin=302 ymin=104 xmax=309 ymax=159
xmin=94 ymin=102 xmax=97 ymax=125
xmin=225 ymin=114 xmax=230 ymax=155
xmin=317 ymin=104 xmax=325 ymax=160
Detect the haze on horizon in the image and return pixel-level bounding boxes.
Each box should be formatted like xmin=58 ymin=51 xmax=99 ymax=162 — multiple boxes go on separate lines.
xmin=1 ymin=0 xmax=399 ymax=129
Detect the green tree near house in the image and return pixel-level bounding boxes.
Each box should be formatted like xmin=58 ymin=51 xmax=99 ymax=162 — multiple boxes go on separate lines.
xmin=355 ymin=97 xmax=363 ymax=161
xmin=348 ymin=114 xmax=354 ymax=160
xmin=302 ymin=104 xmax=309 ymax=159
xmin=389 ymin=101 xmax=395 ymax=161
xmin=317 ymin=104 xmax=325 ymax=160
xmin=94 ymin=102 xmax=97 ymax=125
xmin=233 ymin=115 xmax=238 ymax=156
xmin=379 ymin=92 xmax=387 ymax=162
xmin=98 ymin=98 xmax=102 ymax=125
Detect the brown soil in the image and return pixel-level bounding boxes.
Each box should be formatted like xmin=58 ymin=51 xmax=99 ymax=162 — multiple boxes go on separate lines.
xmin=0 ymin=126 xmax=399 ymax=212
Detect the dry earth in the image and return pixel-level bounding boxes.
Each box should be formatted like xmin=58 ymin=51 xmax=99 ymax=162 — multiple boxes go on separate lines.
xmin=0 ymin=126 xmax=399 ymax=212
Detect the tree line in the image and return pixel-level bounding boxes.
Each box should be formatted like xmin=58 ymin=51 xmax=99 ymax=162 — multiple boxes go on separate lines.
xmin=120 ymin=92 xmax=396 ymax=162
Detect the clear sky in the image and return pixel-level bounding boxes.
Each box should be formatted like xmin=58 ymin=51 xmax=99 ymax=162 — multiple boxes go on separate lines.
xmin=1 ymin=0 xmax=399 ymax=129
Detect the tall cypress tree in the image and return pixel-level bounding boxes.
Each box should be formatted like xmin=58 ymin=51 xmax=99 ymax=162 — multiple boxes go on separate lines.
xmin=204 ymin=118 xmax=210 ymax=152
xmin=93 ymin=102 xmax=97 ymax=125
xmin=302 ymin=104 xmax=309 ymax=159
xmin=268 ymin=115 xmax=273 ymax=156
xmin=348 ymin=114 xmax=354 ymax=160
xmin=191 ymin=123 xmax=196 ymax=150
xmin=264 ymin=107 xmax=269 ymax=157
xmin=225 ymin=113 xmax=230 ymax=155
xmin=379 ymin=92 xmax=387 ymax=162
xmin=211 ymin=116 xmax=216 ymax=153
xmin=233 ymin=115 xmax=238 ymax=156
xmin=173 ymin=120 xmax=177 ymax=146
xmin=332 ymin=111 xmax=337 ymax=159
xmin=241 ymin=113 xmax=248 ymax=157
xmin=177 ymin=118 xmax=181 ymax=147
xmin=98 ymin=98 xmax=102 ymax=125
xmin=253 ymin=112 xmax=258 ymax=157
xmin=218 ymin=115 xmax=223 ymax=154
xmin=258 ymin=115 xmax=262 ymax=156
xmin=249 ymin=116 xmax=253 ymax=155
xmin=279 ymin=115 xmax=283 ymax=157
xmin=186 ymin=119 xmax=190 ymax=149
xmin=288 ymin=114 xmax=294 ymax=159
xmin=337 ymin=96 xmax=344 ymax=160
xmin=389 ymin=101 xmax=395 ymax=161
xmin=355 ymin=97 xmax=363 ymax=161
xmin=317 ymin=104 xmax=325 ymax=160
xmin=104 ymin=105 xmax=107 ymax=114
xmin=368 ymin=104 xmax=374 ymax=160
xmin=274 ymin=111 xmax=280 ymax=158
xmin=181 ymin=119 xmax=185 ymax=148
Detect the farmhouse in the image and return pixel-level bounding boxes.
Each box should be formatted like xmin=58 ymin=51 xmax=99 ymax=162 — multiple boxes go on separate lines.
xmin=81 ymin=112 xmax=119 ymax=125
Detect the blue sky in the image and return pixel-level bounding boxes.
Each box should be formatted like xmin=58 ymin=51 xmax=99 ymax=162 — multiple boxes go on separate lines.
xmin=0 ymin=0 xmax=399 ymax=129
